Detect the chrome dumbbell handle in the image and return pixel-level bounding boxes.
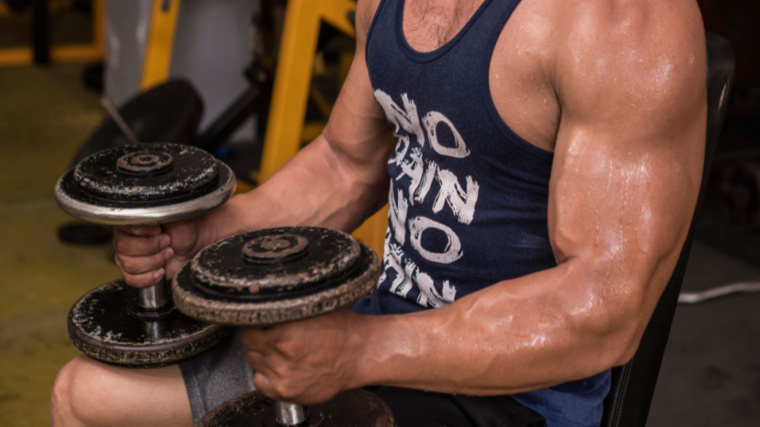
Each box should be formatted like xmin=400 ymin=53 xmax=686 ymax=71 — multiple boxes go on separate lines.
xmin=138 ymin=277 xmax=170 ymax=310
xmin=274 ymin=401 xmax=309 ymax=426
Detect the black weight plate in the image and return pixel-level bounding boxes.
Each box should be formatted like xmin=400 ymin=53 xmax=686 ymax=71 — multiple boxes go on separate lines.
xmin=70 ymin=79 xmax=203 ymax=166
xmin=57 ymin=222 xmax=112 ymax=245
xmin=197 ymin=389 xmax=394 ymax=427
xmin=173 ymin=229 xmax=380 ymax=326
xmin=54 ymin=157 xmax=235 ymax=226
xmin=71 ymin=143 xmax=218 ymax=203
xmin=68 ymin=280 xmax=232 ymax=367
xmin=191 ymin=227 xmax=361 ymax=297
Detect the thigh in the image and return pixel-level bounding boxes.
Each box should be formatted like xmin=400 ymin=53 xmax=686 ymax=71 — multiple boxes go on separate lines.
xmin=371 ymin=386 xmax=547 ymax=427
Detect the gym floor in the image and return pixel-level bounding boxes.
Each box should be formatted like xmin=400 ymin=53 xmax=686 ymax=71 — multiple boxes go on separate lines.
xmin=1 ymin=64 xmax=758 ymax=426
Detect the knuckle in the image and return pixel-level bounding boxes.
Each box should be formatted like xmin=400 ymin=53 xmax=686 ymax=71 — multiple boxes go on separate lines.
xmin=131 ymin=226 xmax=157 ymax=236
xmin=119 ymin=257 xmax=143 ymax=275
xmin=252 ymin=372 xmax=264 ymax=387
xmin=272 ymin=363 xmax=295 ymax=383
xmin=113 ymin=237 xmax=128 ymax=254
xmin=119 ymin=257 xmax=136 ymax=273
xmin=252 ymin=373 xmax=273 ymax=394
xmin=274 ymin=336 xmax=297 ymax=359
xmin=278 ymin=344 xmax=297 ymax=360
xmin=155 ymin=234 xmax=168 ymax=251
xmin=124 ymin=226 xmax=143 ymax=236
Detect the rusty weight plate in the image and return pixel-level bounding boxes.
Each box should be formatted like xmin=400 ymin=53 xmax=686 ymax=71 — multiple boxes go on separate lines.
xmin=56 ymin=143 xmax=236 ymax=366
xmin=55 ymin=143 xmax=235 ymax=226
xmin=173 ymin=227 xmax=380 ymax=326
xmin=68 ymin=280 xmax=232 ymax=367
xmin=197 ymin=389 xmax=394 ymax=427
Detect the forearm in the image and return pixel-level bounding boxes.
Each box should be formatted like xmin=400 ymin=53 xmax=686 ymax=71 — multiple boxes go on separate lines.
xmin=198 ymin=134 xmax=389 ymax=247
xmin=348 ymin=257 xmax=671 ymax=395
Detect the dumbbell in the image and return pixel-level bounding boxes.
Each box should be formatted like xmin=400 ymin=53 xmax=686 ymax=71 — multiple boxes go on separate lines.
xmin=172 ymin=226 xmax=394 ymax=426
xmin=58 ymin=80 xmax=204 ymax=245
xmin=54 ymin=143 xmax=236 ymax=366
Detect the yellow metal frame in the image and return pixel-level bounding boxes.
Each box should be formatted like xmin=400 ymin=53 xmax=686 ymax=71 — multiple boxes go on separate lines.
xmin=75 ymin=0 xmax=388 ymax=254
xmin=257 ymin=0 xmax=387 ymax=256
xmin=140 ymin=0 xmax=182 ymax=91
xmin=0 ymin=0 xmax=105 ymax=67
xmin=256 ymin=0 xmax=355 ymax=181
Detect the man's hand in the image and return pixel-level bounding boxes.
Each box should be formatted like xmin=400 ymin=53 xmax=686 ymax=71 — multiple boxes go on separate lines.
xmin=113 ymin=220 xmax=204 ymax=288
xmin=241 ymin=309 xmax=364 ymax=405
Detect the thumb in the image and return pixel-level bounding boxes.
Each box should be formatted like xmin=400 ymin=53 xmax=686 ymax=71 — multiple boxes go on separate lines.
xmin=163 ymin=220 xmax=202 ymax=257
xmin=161 ymin=220 xmax=203 ymax=279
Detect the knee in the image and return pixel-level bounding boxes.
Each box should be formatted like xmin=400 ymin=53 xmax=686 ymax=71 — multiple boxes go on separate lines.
xmin=51 ymin=355 xmax=191 ymax=427
xmin=50 ymin=355 xmax=120 ymax=426
xmin=51 ymin=355 xmax=85 ymax=426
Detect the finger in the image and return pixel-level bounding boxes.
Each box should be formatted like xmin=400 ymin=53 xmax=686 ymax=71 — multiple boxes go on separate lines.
xmin=115 ymin=248 xmax=174 ymax=276
xmin=113 ymin=230 xmax=171 ymax=257
xmin=114 ymin=225 xmax=162 ymax=237
xmin=115 ymin=259 xmax=165 ymax=288
xmin=252 ymin=371 xmax=274 ymax=395
xmin=245 ymin=349 xmax=270 ymax=369
xmin=252 ymin=370 xmax=303 ymax=404
xmin=163 ymin=257 xmax=191 ymax=281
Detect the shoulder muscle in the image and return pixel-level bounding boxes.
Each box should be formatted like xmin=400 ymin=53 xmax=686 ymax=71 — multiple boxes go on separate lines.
xmin=554 ymin=0 xmax=706 ymax=133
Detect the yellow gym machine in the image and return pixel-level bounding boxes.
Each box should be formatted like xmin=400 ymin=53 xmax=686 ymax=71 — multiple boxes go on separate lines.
xmin=139 ymin=0 xmax=388 ymax=256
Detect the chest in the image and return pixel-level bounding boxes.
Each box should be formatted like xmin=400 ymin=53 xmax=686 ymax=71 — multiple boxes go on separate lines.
xmin=400 ymin=0 xmax=560 ymax=152
xmin=401 ymin=0 xmax=483 ymax=52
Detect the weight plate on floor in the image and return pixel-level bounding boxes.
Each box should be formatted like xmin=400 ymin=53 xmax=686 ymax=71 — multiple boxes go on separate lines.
xmin=173 ymin=227 xmax=380 ymax=326
xmin=70 ymin=79 xmax=203 ymax=166
xmin=197 ymin=389 xmax=394 ymax=427
xmin=68 ymin=280 xmax=232 ymax=367
xmin=57 ymin=222 xmax=112 ymax=245
xmin=55 ymin=143 xmax=235 ymax=225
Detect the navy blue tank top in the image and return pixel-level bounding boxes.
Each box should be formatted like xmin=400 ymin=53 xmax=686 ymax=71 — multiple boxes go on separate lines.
xmin=352 ymin=0 xmax=610 ymax=425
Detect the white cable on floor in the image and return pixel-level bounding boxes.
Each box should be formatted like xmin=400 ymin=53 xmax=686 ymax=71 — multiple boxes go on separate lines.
xmin=678 ymin=282 xmax=760 ymax=304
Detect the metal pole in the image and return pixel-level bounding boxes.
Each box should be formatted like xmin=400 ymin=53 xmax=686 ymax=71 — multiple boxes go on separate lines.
xmin=32 ymin=0 xmax=50 ymax=65
xmin=274 ymin=401 xmax=308 ymax=426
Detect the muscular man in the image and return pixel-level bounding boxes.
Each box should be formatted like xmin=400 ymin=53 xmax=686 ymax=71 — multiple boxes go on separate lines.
xmin=51 ymin=0 xmax=707 ymax=425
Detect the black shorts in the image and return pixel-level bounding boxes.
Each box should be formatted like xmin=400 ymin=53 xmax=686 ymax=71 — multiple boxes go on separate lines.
xmin=180 ymin=329 xmax=546 ymax=426
xmin=370 ymin=386 xmax=546 ymax=427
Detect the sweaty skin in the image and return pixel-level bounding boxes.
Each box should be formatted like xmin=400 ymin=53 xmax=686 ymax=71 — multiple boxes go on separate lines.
xmin=240 ymin=0 xmax=707 ymax=403
xmin=52 ymin=0 xmax=707 ymax=424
